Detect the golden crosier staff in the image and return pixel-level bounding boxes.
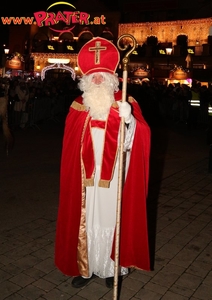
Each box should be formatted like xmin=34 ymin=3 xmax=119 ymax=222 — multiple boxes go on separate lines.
xmin=113 ymin=34 xmax=137 ymax=300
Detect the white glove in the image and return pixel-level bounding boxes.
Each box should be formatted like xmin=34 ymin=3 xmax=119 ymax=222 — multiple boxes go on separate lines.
xmin=118 ymin=101 xmax=132 ymax=124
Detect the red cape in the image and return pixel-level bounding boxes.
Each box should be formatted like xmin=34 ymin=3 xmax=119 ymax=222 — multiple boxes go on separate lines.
xmin=55 ymin=90 xmax=151 ymax=276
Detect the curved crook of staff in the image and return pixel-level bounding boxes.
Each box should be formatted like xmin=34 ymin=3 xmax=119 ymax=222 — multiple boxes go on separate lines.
xmin=113 ymin=34 xmax=137 ymax=300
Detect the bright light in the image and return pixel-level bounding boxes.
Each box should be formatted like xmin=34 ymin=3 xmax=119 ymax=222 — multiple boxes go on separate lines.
xmin=166 ymin=48 xmax=172 ymax=55
xmin=4 ymin=48 xmax=9 ymax=54
xmin=48 ymin=58 xmax=70 ymax=64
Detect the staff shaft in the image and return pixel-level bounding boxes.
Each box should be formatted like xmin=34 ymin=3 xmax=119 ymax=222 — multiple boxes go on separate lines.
xmin=113 ymin=34 xmax=137 ymax=300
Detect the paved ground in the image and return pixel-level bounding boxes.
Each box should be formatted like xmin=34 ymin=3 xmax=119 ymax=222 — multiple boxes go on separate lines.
xmin=0 ymin=116 xmax=212 ymax=300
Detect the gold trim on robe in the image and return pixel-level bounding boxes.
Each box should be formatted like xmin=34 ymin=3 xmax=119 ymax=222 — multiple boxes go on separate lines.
xmin=71 ymin=101 xmax=87 ymax=111
xmin=98 ymin=179 xmax=110 ymax=188
xmin=77 ymin=114 xmax=90 ymax=276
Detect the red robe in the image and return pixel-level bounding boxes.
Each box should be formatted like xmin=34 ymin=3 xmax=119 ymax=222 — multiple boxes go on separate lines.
xmin=55 ymin=90 xmax=151 ymax=276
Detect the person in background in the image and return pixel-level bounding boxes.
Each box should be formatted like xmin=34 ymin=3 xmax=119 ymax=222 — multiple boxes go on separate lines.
xmin=13 ymin=80 xmax=29 ymax=129
xmin=187 ymin=82 xmax=200 ymax=129
xmin=55 ymin=37 xmax=151 ymax=289
xmin=0 ymin=78 xmax=13 ymax=152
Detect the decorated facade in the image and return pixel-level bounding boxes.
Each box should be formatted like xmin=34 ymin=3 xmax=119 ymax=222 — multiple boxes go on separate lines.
xmin=118 ymin=18 xmax=212 ymax=47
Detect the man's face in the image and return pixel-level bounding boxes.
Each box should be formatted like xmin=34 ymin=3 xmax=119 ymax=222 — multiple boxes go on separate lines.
xmin=82 ymin=72 xmax=114 ymax=120
xmin=91 ymin=73 xmax=104 ymax=85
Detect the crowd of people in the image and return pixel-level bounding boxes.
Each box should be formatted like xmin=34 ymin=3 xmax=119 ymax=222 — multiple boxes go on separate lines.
xmin=127 ymin=79 xmax=212 ymax=144
xmin=0 ymin=73 xmax=212 ymax=144
xmin=127 ymin=80 xmax=210 ymax=124
xmin=2 ymin=75 xmax=80 ymax=130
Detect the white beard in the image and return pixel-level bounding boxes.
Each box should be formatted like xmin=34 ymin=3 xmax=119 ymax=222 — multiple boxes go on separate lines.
xmin=82 ymin=82 xmax=115 ymax=120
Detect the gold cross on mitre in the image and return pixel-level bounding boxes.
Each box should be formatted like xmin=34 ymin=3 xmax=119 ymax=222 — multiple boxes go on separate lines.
xmin=89 ymin=41 xmax=107 ymax=65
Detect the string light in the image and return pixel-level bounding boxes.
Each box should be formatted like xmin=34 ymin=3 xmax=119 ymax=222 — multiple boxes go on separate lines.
xmin=31 ymin=53 xmax=77 ymax=63
xmin=41 ymin=63 xmax=76 ymax=81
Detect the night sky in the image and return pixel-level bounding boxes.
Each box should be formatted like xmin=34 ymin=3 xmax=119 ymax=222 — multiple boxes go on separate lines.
xmin=0 ymin=0 xmax=121 ymax=15
xmin=1 ymin=1 xmax=58 ymax=15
